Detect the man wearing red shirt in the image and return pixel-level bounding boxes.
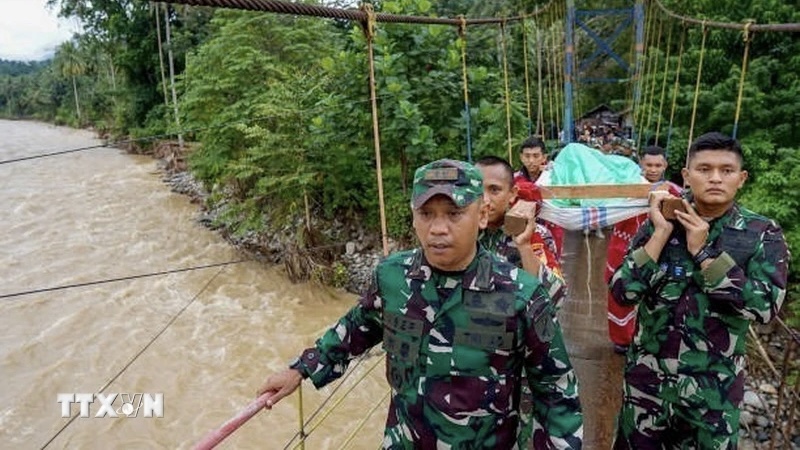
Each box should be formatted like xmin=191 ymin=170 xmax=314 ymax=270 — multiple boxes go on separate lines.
xmin=513 ymin=136 xmax=565 ymax=259
xmin=605 ymin=145 xmax=681 ymax=354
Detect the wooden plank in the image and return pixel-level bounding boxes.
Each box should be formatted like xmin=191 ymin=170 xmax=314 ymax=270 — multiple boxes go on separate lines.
xmin=539 ymin=184 xmax=652 ymax=199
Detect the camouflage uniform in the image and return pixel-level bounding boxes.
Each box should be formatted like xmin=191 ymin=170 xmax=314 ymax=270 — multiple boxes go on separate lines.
xmin=292 ymin=247 xmax=583 ymax=449
xmin=609 ymin=200 xmax=789 ymax=449
xmin=479 ymin=225 xmax=569 ymax=449
xmin=479 ymin=225 xmax=566 ymax=307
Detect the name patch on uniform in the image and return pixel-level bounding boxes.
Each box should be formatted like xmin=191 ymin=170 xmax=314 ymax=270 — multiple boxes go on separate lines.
xmin=424 ymin=168 xmax=459 ymax=181
xmin=454 ymin=329 xmax=513 ymax=351
xmin=464 ymin=291 xmax=516 ymax=316
xmin=384 ymin=311 xmax=424 ymax=336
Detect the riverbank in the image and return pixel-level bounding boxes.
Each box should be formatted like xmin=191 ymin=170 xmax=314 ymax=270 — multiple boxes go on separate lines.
xmin=149 ymin=141 xmax=384 ymax=295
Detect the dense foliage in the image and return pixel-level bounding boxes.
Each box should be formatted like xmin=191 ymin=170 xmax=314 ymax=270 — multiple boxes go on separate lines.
xmin=1 ymin=0 xmax=797 ymax=318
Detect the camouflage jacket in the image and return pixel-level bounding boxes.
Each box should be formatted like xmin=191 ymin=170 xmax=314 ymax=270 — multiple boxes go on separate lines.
xmin=294 ymin=246 xmax=583 ymax=449
xmin=479 ymin=227 xmax=566 ymax=308
xmin=609 ymin=202 xmax=789 ymax=408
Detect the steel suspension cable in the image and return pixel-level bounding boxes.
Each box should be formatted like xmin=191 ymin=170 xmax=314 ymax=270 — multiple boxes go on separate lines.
xmin=521 ymin=17 xmax=534 ymax=135
xmin=0 ymin=259 xmax=245 ymax=300
xmin=41 ymin=265 xmax=227 ymax=449
xmin=545 ymin=19 xmax=555 ymax=139
xmin=686 ymin=23 xmax=708 ymax=166
xmin=337 ymin=389 xmax=391 ymax=449
xmin=651 ymin=0 xmax=800 ymax=33
xmin=556 ymin=2 xmax=567 ymax=139
xmin=732 ymin=22 xmax=753 ymax=139
xmin=665 ymin=23 xmax=687 ymax=153
xmin=458 ymin=17 xmax=473 ymax=162
xmin=167 ymin=0 xmax=555 ymax=27
xmin=536 ymin=25 xmax=545 ymax=136
xmin=633 ymin=0 xmax=656 ymax=146
xmin=500 ymin=20 xmax=514 ymax=162
xmin=654 ymin=22 xmax=674 ymax=145
xmin=642 ymin=12 xmax=664 ymax=149
xmin=362 ymin=4 xmax=389 ymax=257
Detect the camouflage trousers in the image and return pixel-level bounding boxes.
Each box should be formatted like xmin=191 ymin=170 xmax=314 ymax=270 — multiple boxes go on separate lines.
xmin=612 ymin=379 xmax=740 ymax=449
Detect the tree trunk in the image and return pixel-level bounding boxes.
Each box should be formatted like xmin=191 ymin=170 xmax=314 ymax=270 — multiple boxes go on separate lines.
xmin=164 ymin=4 xmax=183 ymax=150
xmin=72 ymin=75 xmax=81 ymax=122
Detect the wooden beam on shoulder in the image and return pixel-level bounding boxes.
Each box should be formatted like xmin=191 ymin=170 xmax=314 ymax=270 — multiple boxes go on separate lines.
xmin=539 ymin=184 xmax=652 ymax=199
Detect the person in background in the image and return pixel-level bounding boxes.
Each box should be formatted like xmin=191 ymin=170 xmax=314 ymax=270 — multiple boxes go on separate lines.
xmin=605 ymin=145 xmax=682 ymax=355
xmin=259 ymin=159 xmax=584 ymax=449
xmin=610 ymin=132 xmax=789 ymax=448
xmin=514 ymin=136 xmax=566 ymax=259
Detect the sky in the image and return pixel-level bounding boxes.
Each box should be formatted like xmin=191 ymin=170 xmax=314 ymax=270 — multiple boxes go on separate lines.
xmin=0 ymin=0 xmax=82 ymax=61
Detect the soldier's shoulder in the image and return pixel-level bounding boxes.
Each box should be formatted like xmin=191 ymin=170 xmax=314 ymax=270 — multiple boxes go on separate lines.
xmin=378 ymin=249 xmax=419 ymax=270
xmin=736 ymin=205 xmax=783 ymax=231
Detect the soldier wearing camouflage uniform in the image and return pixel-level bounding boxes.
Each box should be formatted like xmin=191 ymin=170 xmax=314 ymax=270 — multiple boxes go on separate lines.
xmin=475 ymin=156 xmax=569 ymax=449
xmin=258 ymin=159 xmax=583 ymax=449
xmin=609 ymin=132 xmax=789 ymax=449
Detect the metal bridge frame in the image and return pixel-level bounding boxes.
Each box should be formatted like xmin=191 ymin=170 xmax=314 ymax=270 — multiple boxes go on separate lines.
xmin=563 ymin=0 xmax=645 ymax=143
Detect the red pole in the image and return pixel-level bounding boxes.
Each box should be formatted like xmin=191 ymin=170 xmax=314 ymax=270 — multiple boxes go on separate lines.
xmin=194 ymin=393 xmax=271 ymax=450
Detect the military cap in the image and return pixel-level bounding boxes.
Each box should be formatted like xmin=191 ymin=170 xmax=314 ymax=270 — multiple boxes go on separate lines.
xmin=411 ymin=159 xmax=483 ymax=209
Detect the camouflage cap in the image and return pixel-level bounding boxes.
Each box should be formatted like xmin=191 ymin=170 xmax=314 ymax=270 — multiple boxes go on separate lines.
xmin=411 ymin=159 xmax=484 ymax=209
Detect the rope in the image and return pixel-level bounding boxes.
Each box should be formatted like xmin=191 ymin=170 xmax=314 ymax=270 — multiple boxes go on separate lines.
xmin=654 ymin=22 xmax=674 ymax=145
xmin=521 ymin=17 xmax=533 ymax=135
xmin=297 ymin=383 xmax=306 ymax=450
xmin=280 ymin=356 xmax=373 ymax=450
xmin=41 ymin=265 xmax=226 ymax=449
xmin=458 ymin=16 xmax=473 ymax=162
xmin=536 ymin=25 xmax=545 ymax=136
xmin=641 ymin=11 xmax=664 ymax=149
xmin=361 ymin=4 xmax=389 ymax=257
xmin=732 ymin=21 xmax=753 ymax=139
xmin=0 ymin=259 xmax=245 ymax=300
xmin=290 ymin=354 xmax=385 ymax=447
xmin=632 ymin=0 xmax=655 ymax=147
xmin=500 ymin=20 xmax=513 ymax=162
xmin=338 ymin=389 xmax=391 ymax=449
xmin=685 ymin=22 xmax=708 ymax=166
xmin=651 ymin=0 xmax=800 ymax=32
xmin=665 ymin=24 xmax=687 ymax=153
xmin=167 ymin=0 xmax=556 ymax=27
xmin=545 ymin=20 xmax=555 ymax=139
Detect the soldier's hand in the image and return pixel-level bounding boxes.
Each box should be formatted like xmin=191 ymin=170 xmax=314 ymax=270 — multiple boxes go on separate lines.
xmin=512 ymin=216 xmax=537 ymax=247
xmin=257 ymin=369 xmax=303 ymax=409
xmin=674 ymin=199 xmax=709 ymax=256
xmin=648 ymin=191 xmax=675 ymax=233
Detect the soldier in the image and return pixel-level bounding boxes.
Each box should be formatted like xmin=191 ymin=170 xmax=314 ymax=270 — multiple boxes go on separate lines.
xmin=475 ymin=155 xmax=565 ymax=307
xmin=610 ymin=132 xmax=789 ymax=449
xmin=475 ymin=155 xmax=569 ymax=449
xmin=258 ymin=159 xmax=584 ymax=449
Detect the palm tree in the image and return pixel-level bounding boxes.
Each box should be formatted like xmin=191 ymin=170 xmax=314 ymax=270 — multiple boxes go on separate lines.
xmin=56 ymin=40 xmax=86 ymax=123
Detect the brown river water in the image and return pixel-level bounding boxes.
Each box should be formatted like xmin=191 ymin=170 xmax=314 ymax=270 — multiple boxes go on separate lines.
xmin=0 ymin=120 xmax=620 ymax=449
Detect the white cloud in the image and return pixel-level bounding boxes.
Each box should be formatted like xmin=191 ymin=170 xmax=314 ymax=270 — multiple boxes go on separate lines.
xmin=0 ymin=0 xmax=81 ymax=61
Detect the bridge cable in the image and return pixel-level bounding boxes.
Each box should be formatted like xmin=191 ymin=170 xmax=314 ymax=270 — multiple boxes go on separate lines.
xmin=521 ymin=17 xmax=534 ymax=135
xmin=458 ymin=17 xmax=473 ymax=162
xmin=40 ymin=265 xmax=227 ymax=449
xmin=654 ymin=22 xmax=674 ymax=145
xmin=665 ymin=23 xmax=687 ymax=153
xmin=732 ymin=21 xmax=753 ymax=139
xmin=641 ymin=11 xmax=664 ymax=149
xmin=500 ymin=19 xmax=514 ymax=162
xmin=685 ymin=22 xmax=708 ymax=167
xmin=1 ymin=259 xmax=245 ymax=300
